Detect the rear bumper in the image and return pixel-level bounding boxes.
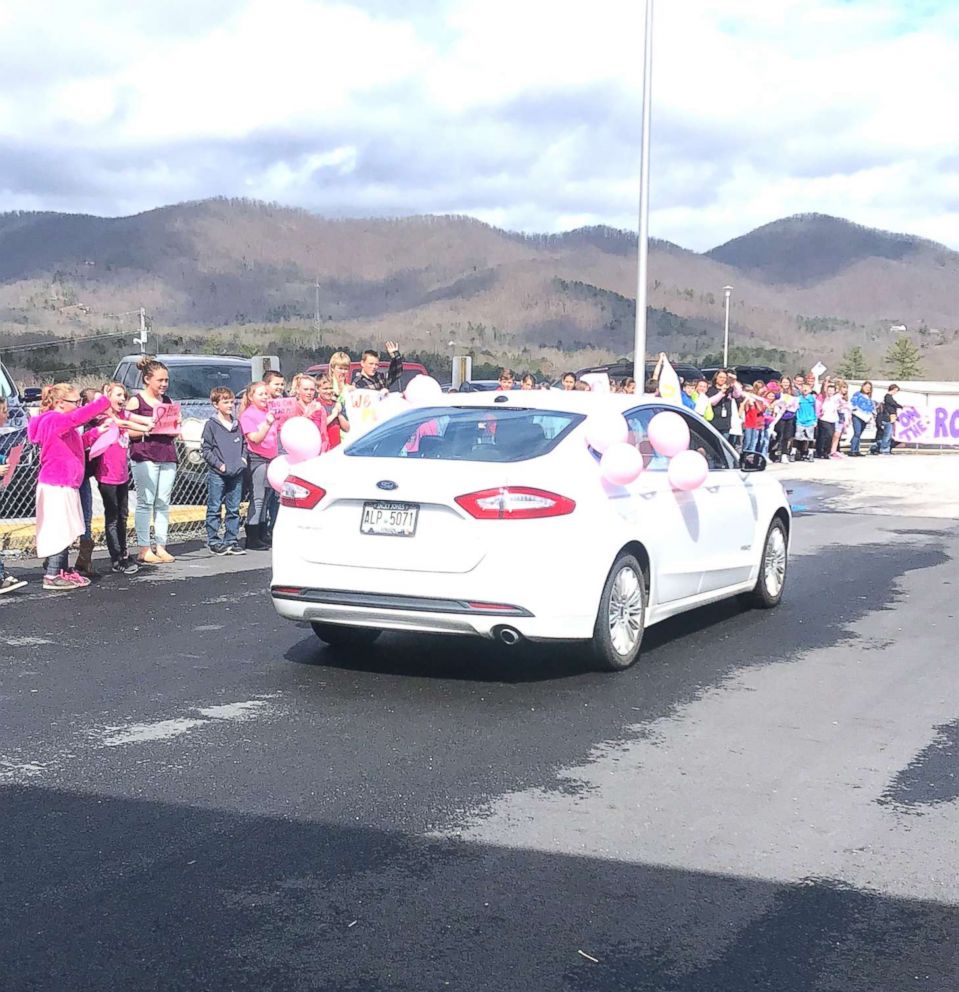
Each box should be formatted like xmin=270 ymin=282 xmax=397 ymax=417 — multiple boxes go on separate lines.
xmin=271 ymin=586 xmax=591 ymax=641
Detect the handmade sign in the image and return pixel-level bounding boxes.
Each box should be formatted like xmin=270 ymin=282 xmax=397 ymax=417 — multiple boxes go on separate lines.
xmin=0 ymin=444 xmax=23 ymax=489
xmin=657 ymin=357 xmax=682 ymax=406
xmin=894 ymin=402 xmax=959 ymax=446
xmin=268 ymin=397 xmax=300 ymax=430
xmin=342 ymin=390 xmax=383 ymax=445
xmin=150 ymin=402 xmax=182 ymax=436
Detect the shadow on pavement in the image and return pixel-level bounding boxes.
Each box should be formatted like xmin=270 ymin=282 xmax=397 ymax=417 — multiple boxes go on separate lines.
xmin=1 ymin=784 xmax=955 ymax=992
xmin=284 ymin=537 xmax=949 ymax=686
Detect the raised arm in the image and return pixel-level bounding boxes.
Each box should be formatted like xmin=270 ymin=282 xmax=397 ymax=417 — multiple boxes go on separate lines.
xmin=54 ymin=394 xmax=111 ymax=435
xmin=384 ymin=341 xmax=403 ymax=388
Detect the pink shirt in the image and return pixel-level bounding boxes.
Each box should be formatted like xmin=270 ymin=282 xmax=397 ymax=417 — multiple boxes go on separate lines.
xmin=34 ymin=395 xmax=111 ymax=488
xmin=239 ymin=404 xmax=279 ymax=459
xmin=84 ymin=419 xmax=131 ymax=485
xmin=300 ymin=404 xmax=331 ymax=454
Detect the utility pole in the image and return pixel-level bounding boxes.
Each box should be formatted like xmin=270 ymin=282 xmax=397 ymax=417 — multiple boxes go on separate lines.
xmin=314 ymin=280 xmax=321 ymax=328
xmin=633 ymin=0 xmax=654 ymax=389
xmin=722 ymin=286 xmax=733 ymax=368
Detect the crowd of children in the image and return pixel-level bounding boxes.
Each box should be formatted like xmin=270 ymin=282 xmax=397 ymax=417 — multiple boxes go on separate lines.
xmin=0 ymin=347 xmax=906 ymax=597
xmin=672 ymin=370 xmax=903 ymax=463
xmin=0 ymin=344 xmax=406 ymax=595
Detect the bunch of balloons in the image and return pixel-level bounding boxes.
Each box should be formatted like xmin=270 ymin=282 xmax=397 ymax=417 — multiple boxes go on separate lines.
xmin=267 ymin=417 xmax=324 ymax=492
xmin=585 ymin=408 xmax=709 ymax=491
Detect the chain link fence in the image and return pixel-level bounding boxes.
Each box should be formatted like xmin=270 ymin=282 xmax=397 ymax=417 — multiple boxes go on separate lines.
xmin=0 ymin=426 xmax=241 ymax=559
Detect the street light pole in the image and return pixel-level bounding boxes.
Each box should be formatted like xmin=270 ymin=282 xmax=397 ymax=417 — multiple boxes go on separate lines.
xmin=633 ymin=0 xmax=654 ymax=389
xmin=722 ymin=285 xmax=733 ymax=368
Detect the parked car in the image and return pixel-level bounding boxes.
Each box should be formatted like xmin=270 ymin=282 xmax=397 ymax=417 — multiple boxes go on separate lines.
xmin=306 ymin=360 xmax=428 ymax=392
xmin=701 ymin=365 xmax=783 ymax=385
xmin=457 ymin=380 xmax=520 ymax=392
xmin=270 ymin=391 xmax=790 ymax=671
xmin=573 ymin=360 xmax=705 ymax=388
xmin=21 ymin=386 xmax=42 ymax=404
xmin=0 ymin=361 xmax=37 ymax=519
xmin=0 ymin=360 xmax=28 ymax=430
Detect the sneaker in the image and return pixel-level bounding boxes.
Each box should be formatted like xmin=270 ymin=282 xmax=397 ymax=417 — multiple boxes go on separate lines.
xmin=225 ymin=544 xmax=246 ymax=556
xmin=0 ymin=575 xmax=27 ymax=595
xmin=112 ymin=559 xmax=140 ymax=575
xmin=829 ymin=452 xmax=842 ymax=460
xmin=208 ymin=544 xmax=228 ymax=556
xmin=62 ymin=570 xmax=91 ymax=588
xmin=43 ymin=572 xmax=77 ymax=592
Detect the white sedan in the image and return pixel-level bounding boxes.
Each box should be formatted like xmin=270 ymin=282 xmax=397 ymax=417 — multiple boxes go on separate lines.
xmin=270 ymin=391 xmax=790 ymax=671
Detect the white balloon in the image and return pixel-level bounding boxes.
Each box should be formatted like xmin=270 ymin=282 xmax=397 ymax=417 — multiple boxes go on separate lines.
xmin=404 ymin=375 xmax=443 ymax=406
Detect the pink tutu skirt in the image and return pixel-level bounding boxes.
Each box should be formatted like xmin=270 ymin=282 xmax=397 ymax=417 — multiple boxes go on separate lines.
xmin=35 ymin=483 xmax=83 ymax=559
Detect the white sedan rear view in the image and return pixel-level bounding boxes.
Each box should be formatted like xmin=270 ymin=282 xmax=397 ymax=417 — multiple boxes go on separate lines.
xmin=271 ymin=392 xmax=790 ymax=671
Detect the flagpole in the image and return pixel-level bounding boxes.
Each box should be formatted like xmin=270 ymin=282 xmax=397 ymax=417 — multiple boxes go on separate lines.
xmin=633 ymin=0 xmax=654 ymax=390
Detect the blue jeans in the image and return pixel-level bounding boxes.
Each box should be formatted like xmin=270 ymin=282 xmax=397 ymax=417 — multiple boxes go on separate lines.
xmin=44 ymin=548 xmax=69 ymax=578
xmin=131 ymin=461 xmax=176 ymax=547
xmin=206 ymin=472 xmax=243 ymax=547
xmin=850 ymin=415 xmax=867 ymax=454
xmin=263 ymin=486 xmax=280 ymax=537
xmin=757 ymin=428 xmax=770 ymax=456
xmin=79 ymin=477 xmax=93 ymax=541
xmin=879 ymin=420 xmax=894 ymax=453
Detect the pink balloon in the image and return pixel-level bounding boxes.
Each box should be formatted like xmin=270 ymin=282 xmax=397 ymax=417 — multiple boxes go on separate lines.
xmin=267 ymin=454 xmax=293 ymax=493
xmin=600 ymin=442 xmax=644 ymax=486
xmin=668 ymin=449 xmax=709 ymax=491
xmin=404 ymin=375 xmax=443 ymax=406
xmin=280 ymin=416 xmax=322 ymax=463
xmin=647 ymin=410 xmax=690 ymax=458
xmin=584 ymin=410 xmax=628 ymax=453
xmin=377 ymin=392 xmax=412 ymax=422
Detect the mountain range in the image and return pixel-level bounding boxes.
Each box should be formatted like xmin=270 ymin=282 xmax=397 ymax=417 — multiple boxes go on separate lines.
xmin=0 ymin=198 xmax=956 ymax=377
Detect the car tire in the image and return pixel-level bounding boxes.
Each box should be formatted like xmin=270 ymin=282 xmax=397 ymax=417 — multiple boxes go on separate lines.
xmin=591 ymin=553 xmax=646 ymax=672
xmin=748 ymin=518 xmax=788 ymax=608
xmin=311 ymin=623 xmax=382 ymax=648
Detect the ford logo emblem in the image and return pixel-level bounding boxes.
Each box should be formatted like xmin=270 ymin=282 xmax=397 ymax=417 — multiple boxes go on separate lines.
xmin=377 ymin=480 xmax=398 ymax=491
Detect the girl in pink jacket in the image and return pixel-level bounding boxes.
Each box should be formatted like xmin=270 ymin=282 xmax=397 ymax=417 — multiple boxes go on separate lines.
xmin=29 ymin=384 xmax=110 ymax=591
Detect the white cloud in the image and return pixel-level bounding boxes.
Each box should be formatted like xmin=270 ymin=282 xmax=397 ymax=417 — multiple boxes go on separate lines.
xmin=0 ymin=0 xmax=957 ymax=252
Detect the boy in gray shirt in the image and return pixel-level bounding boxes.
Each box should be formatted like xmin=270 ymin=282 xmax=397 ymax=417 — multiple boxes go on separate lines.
xmin=201 ymin=387 xmax=248 ymax=555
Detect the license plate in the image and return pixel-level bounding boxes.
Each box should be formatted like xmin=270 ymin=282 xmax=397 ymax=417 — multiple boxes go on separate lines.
xmin=360 ymin=501 xmax=419 ymax=537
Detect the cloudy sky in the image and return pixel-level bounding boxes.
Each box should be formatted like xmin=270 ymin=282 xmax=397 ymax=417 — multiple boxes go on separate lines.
xmin=1 ymin=0 xmax=957 ymax=251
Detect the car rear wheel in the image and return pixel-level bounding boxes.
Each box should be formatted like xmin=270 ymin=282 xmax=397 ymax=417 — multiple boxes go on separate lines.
xmin=311 ymin=623 xmax=382 ymax=648
xmin=749 ymin=518 xmax=788 ymax=608
xmin=592 ymin=553 xmax=646 ymax=672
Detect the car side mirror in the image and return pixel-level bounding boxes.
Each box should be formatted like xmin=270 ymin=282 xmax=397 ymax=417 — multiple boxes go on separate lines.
xmin=740 ymin=451 xmax=767 ymax=472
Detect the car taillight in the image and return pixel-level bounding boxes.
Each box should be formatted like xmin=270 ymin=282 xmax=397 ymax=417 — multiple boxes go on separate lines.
xmin=280 ymin=476 xmax=326 ymax=509
xmin=454 ymin=487 xmax=575 ymax=520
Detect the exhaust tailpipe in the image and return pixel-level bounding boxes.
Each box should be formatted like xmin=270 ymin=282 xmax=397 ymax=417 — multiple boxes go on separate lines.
xmin=496 ymin=626 xmax=522 ymax=646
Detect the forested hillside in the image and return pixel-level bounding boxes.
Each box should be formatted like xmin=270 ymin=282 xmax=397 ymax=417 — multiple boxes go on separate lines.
xmin=0 ymin=199 xmax=956 ymax=381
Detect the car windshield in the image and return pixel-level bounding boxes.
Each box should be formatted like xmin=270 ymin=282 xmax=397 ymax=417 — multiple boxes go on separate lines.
xmin=0 ymin=363 xmax=16 ymax=400
xmin=345 ymin=407 xmax=583 ymax=462
xmin=165 ymin=365 xmax=251 ymax=401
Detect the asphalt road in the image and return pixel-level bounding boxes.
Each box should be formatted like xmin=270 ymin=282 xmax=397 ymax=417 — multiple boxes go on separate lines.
xmin=1 ymin=502 xmax=957 ymax=991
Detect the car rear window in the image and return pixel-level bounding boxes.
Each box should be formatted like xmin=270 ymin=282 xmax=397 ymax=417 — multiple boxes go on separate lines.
xmin=345 ymin=407 xmax=583 ymax=462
